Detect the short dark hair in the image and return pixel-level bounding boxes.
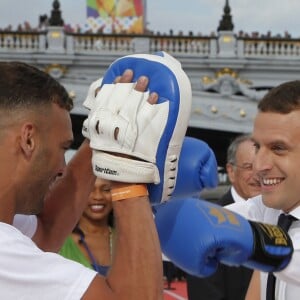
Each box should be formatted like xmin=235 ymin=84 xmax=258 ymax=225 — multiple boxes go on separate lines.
xmin=258 ymin=80 xmax=300 ymax=113
xmin=0 ymin=61 xmax=73 ymax=111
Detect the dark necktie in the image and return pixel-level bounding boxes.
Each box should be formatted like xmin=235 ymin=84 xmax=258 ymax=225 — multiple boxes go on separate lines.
xmin=266 ymin=213 xmax=296 ymax=300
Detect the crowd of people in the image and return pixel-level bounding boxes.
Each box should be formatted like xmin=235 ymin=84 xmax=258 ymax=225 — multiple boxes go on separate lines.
xmin=0 ymin=18 xmax=295 ymax=41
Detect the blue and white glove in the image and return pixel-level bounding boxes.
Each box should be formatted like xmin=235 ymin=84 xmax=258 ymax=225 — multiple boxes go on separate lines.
xmin=154 ymin=198 xmax=293 ymax=276
xmin=171 ymin=136 xmax=218 ymax=200
xmin=89 ymin=52 xmax=192 ymax=203
xmin=82 ymin=77 xmax=103 ymax=139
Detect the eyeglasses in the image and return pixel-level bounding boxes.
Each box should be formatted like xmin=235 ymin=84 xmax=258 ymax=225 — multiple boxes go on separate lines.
xmin=231 ymin=163 xmax=253 ymax=171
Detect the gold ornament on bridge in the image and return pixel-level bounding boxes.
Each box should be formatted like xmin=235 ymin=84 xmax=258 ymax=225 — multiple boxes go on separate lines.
xmin=193 ymin=108 xmax=202 ymax=115
xmin=50 ymin=31 xmax=61 ymax=38
xmin=201 ymin=76 xmax=216 ymax=84
xmin=68 ymin=91 xmax=76 ymax=99
xmin=44 ymin=64 xmax=67 ymax=79
xmin=216 ymin=67 xmax=238 ymax=79
xmin=240 ymin=109 xmax=246 ymax=117
xmin=211 ymin=105 xmax=218 ymax=113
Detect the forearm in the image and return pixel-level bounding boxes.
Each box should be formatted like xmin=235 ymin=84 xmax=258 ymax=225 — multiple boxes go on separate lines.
xmin=107 ymin=197 xmax=163 ymax=300
xmin=33 ymin=139 xmax=95 ymax=251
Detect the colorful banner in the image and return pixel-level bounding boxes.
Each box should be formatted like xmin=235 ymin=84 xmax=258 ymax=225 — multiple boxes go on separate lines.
xmin=86 ymin=0 xmax=145 ymax=34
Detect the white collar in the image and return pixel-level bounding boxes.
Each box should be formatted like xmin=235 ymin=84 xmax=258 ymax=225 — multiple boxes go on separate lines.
xmin=230 ymin=186 xmax=246 ymax=203
xmin=285 ymin=205 xmax=300 ymax=220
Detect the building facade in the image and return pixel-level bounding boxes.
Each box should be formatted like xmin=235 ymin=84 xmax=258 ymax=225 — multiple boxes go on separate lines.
xmin=1 ymin=0 xmax=299 ymax=168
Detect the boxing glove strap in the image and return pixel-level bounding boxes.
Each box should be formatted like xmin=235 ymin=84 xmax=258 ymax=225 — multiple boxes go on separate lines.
xmin=247 ymin=221 xmax=293 ymax=272
xmin=92 ymin=151 xmax=160 ymax=183
xmin=111 ymin=184 xmax=148 ymax=201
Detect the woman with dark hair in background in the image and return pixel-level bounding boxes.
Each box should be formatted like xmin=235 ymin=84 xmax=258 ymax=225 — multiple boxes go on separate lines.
xmin=60 ymin=178 xmax=114 ymax=276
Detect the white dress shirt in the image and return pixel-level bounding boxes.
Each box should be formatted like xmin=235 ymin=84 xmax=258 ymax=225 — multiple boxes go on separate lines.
xmin=230 ymin=186 xmax=246 ymax=203
xmin=227 ymin=195 xmax=300 ymax=300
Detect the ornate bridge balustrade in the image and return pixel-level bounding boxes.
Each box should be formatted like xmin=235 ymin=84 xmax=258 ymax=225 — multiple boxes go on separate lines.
xmin=0 ymin=31 xmax=45 ymax=52
xmin=2 ymin=29 xmax=300 ymax=60
xmin=240 ymin=38 xmax=300 ymax=58
xmin=68 ymin=33 xmax=214 ymax=56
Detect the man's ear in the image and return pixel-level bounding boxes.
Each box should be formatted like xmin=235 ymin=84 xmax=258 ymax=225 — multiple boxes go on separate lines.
xmin=20 ymin=123 xmax=35 ymax=158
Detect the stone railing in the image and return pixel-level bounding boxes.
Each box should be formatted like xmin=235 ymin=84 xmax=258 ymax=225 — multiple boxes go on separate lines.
xmin=70 ymin=33 xmax=135 ymax=54
xmin=238 ymin=37 xmax=300 ymax=58
xmin=149 ymin=35 xmax=213 ymax=55
xmin=0 ymin=31 xmax=46 ymax=52
xmin=68 ymin=32 xmax=214 ymax=56
xmin=1 ymin=29 xmax=300 ymax=60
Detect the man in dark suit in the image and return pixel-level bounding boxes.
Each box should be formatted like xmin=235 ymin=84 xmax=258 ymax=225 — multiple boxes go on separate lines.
xmin=186 ymin=134 xmax=261 ymax=300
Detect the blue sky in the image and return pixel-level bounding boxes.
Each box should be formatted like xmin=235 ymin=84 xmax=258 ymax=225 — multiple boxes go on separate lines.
xmin=0 ymin=0 xmax=300 ymax=37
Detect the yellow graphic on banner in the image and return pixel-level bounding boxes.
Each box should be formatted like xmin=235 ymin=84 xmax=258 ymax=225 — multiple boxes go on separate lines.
xmin=87 ymin=0 xmax=144 ymax=33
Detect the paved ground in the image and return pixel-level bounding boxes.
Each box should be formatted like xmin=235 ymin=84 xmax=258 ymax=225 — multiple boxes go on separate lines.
xmin=164 ymin=280 xmax=188 ymax=300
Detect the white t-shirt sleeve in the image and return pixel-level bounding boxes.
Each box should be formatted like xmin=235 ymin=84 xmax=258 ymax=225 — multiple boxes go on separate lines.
xmin=0 ymin=223 xmax=97 ymax=299
xmin=13 ymin=214 xmax=38 ymax=238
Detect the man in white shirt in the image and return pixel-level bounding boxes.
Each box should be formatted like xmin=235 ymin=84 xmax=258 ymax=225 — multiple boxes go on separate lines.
xmin=155 ymin=80 xmax=300 ymax=300
xmin=226 ymin=80 xmax=300 ymax=300
xmin=0 ymin=61 xmax=162 ymax=299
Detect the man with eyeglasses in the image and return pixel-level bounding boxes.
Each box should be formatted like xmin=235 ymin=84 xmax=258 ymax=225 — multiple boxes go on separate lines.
xmin=187 ymin=133 xmax=261 ymax=300
xmin=224 ymin=133 xmax=262 ymax=202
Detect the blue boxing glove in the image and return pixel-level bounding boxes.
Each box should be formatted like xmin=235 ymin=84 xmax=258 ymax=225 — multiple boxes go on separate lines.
xmin=89 ymin=52 xmax=192 ymax=203
xmin=154 ymin=198 xmax=293 ymax=277
xmin=172 ymin=137 xmax=218 ymax=199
